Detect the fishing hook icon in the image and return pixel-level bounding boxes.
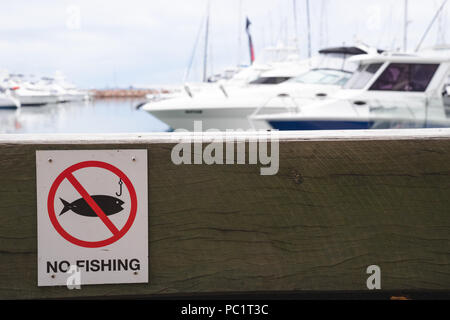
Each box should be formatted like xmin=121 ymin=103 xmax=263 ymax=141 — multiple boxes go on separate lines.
xmin=116 ymin=178 xmax=123 ymax=197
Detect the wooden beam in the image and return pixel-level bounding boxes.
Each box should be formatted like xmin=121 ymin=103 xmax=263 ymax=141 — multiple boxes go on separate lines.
xmin=0 ymin=129 xmax=449 ymax=298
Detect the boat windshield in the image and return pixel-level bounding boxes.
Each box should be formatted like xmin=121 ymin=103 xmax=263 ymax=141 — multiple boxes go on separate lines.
xmin=289 ymin=69 xmax=352 ymax=86
xmin=369 ymin=63 xmax=439 ymax=92
xmin=343 ymin=63 xmax=383 ymax=89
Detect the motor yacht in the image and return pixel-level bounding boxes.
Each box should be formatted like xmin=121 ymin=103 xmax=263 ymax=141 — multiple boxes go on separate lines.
xmin=250 ymin=52 xmax=450 ymax=130
xmin=52 ymin=72 xmax=89 ymax=102
xmin=142 ymin=45 xmax=379 ymax=131
xmin=0 ymin=92 xmax=21 ymax=109
xmin=1 ymin=74 xmax=59 ymax=106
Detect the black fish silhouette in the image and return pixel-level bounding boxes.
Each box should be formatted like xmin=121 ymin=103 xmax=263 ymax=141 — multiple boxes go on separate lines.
xmin=59 ymin=195 xmax=124 ymax=217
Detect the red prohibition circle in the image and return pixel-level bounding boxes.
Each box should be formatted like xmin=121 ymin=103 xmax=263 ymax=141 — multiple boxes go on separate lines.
xmin=47 ymin=161 xmax=138 ymax=248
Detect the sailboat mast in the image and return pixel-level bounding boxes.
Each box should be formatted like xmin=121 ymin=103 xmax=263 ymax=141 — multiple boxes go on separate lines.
xmin=306 ymin=0 xmax=312 ymax=58
xmin=237 ymin=0 xmax=242 ymax=66
xmin=403 ymin=0 xmax=408 ymax=51
xmin=415 ymin=0 xmax=448 ymax=52
xmin=293 ymin=0 xmax=299 ymax=53
xmin=203 ymin=1 xmax=211 ymax=83
xmin=319 ymin=0 xmax=324 ymax=48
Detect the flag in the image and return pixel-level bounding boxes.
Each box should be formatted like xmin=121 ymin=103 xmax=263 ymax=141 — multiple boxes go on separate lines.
xmin=246 ymin=17 xmax=255 ymax=64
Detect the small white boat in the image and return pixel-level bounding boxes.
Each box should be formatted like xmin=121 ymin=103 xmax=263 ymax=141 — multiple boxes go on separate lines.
xmin=250 ymin=52 xmax=450 ymax=130
xmin=11 ymin=87 xmax=59 ymax=106
xmin=52 ymin=72 xmax=89 ymax=102
xmin=1 ymin=75 xmax=58 ymax=106
xmin=0 ymin=92 xmax=21 ymax=109
xmin=0 ymin=72 xmax=87 ymax=106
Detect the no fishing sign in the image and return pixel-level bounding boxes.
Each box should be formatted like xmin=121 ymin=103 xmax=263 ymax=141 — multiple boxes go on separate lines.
xmin=36 ymin=150 xmax=148 ymax=286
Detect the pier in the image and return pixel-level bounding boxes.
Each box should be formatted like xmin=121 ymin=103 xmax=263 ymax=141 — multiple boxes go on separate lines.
xmin=0 ymin=129 xmax=449 ymax=299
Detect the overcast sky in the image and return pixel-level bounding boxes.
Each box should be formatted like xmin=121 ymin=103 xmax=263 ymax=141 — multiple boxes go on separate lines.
xmin=0 ymin=0 xmax=448 ymax=88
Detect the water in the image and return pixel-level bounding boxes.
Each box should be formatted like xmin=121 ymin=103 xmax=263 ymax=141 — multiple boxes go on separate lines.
xmin=0 ymin=98 xmax=170 ymax=134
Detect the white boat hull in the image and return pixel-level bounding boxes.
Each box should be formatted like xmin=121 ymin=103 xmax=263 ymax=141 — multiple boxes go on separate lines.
xmin=251 ymin=94 xmax=450 ymax=131
xmin=143 ymin=81 xmax=345 ymax=131
xmin=16 ymin=94 xmax=59 ymax=106
xmin=0 ymin=95 xmax=20 ymax=109
xmin=56 ymin=92 xmax=88 ymax=103
xmin=147 ymin=106 xmax=281 ymax=131
xmin=68 ymin=93 xmax=89 ymax=102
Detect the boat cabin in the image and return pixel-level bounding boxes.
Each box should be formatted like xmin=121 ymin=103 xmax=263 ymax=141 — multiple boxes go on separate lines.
xmin=344 ymin=53 xmax=450 ymax=95
xmin=244 ymin=45 xmax=382 ymax=86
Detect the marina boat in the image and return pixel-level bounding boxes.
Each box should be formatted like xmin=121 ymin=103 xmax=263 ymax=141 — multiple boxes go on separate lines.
xmin=0 ymin=92 xmax=20 ymax=109
xmin=51 ymin=72 xmax=90 ymax=102
xmin=142 ymin=45 xmax=380 ymax=131
xmin=250 ymin=52 xmax=450 ymax=130
xmin=11 ymin=85 xmax=59 ymax=106
xmin=38 ymin=77 xmax=71 ymax=103
xmin=39 ymin=76 xmax=88 ymax=103
xmin=162 ymin=43 xmax=310 ymax=102
xmin=0 ymin=72 xmax=87 ymax=106
xmin=1 ymin=74 xmax=58 ymax=106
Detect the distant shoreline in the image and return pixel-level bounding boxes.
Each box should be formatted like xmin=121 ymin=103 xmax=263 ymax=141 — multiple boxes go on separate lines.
xmin=91 ymin=88 xmax=170 ymax=99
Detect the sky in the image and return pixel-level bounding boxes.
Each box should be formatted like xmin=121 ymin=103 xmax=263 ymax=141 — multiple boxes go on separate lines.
xmin=0 ymin=0 xmax=448 ymax=88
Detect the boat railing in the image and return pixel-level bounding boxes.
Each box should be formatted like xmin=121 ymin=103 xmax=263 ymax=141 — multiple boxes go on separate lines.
xmin=249 ymin=93 xmax=300 ymax=129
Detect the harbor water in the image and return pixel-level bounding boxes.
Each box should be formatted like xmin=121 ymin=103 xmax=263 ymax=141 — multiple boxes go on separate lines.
xmin=0 ymin=99 xmax=170 ymax=134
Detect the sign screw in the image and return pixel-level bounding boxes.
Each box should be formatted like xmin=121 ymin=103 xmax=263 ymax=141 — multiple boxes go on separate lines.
xmin=132 ymin=157 xmax=136 ymax=162
xmin=133 ymin=271 xmax=138 ymax=275
xmin=48 ymin=158 xmax=53 ymax=163
xmin=51 ymin=275 xmax=55 ymax=279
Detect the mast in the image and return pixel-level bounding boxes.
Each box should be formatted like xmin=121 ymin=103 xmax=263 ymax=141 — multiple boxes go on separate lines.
xmin=436 ymin=0 xmax=447 ymax=44
xmin=319 ymin=0 xmax=328 ymax=49
xmin=203 ymin=0 xmax=211 ymax=82
xmin=306 ymin=0 xmax=312 ymax=58
xmin=415 ymin=0 xmax=448 ymax=52
xmin=237 ymin=0 xmax=242 ymax=66
xmin=183 ymin=15 xmax=206 ymax=83
xmin=403 ymin=0 xmax=408 ymax=51
xmin=319 ymin=0 xmax=324 ymax=49
xmin=293 ymin=0 xmax=300 ymax=53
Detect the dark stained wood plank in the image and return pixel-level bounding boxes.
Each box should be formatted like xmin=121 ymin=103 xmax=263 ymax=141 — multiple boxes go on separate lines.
xmin=0 ymin=130 xmax=449 ymax=298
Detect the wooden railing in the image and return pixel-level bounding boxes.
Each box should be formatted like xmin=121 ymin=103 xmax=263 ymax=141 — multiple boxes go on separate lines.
xmin=0 ymin=129 xmax=449 ymax=299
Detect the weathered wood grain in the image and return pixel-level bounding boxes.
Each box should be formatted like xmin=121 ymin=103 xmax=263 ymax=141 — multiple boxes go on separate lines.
xmin=0 ymin=130 xmax=449 ymax=299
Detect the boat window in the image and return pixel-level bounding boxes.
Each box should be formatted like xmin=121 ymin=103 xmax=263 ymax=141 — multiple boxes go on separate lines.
xmin=369 ymin=63 xmax=439 ymax=92
xmin=343 ymin=63 xmax=382 ymax=89
xmin=249 ymin=77 xmax=291 ymax=84
xmin=289 ymin=69 xmax=352 ymax=86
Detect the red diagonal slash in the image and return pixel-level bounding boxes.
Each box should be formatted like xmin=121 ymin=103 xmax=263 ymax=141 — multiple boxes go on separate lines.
xmin=66 ymin=173 xmax=120 ymax=235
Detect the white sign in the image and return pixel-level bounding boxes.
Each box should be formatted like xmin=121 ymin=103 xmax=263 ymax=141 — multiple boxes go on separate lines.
xmin=36 ymin=150 xmax=148 ymax=286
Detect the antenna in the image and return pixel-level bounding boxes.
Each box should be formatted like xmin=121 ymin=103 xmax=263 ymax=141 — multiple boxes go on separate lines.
xmin=415 ymin=0 xmax=448 ymax=52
